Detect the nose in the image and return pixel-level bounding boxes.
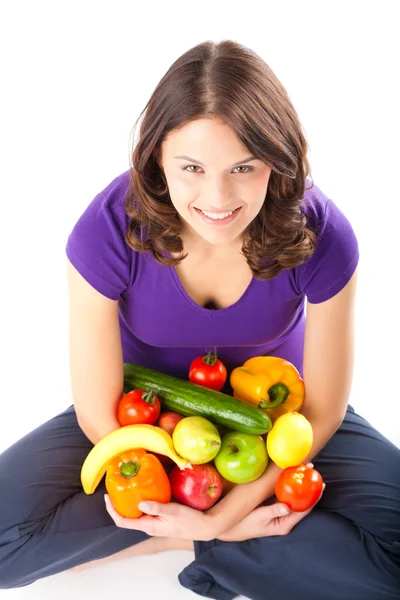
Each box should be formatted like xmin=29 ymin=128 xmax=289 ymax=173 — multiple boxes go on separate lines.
xmin=203 ymin=177 xmax=234 ymax=211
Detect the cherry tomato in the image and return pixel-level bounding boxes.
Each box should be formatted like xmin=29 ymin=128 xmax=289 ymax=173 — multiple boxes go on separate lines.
xmin=117 ymin=389 xmax=161 ymax=426
xmin=189 ymin=348 xmax=227 ymax=391
xmin=274 ymin=463 xmax=324 ymax=512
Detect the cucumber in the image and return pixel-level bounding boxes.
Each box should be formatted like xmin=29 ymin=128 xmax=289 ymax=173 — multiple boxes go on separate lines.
xmin=123 ymin=363 xmax=272 ymax=435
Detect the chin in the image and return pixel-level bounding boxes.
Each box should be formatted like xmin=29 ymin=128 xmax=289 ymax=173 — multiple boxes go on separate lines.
xmin=182 ymin=216 xmax=247 ymax=248
xmin=198 ymin=232 xmax=242 ymax=246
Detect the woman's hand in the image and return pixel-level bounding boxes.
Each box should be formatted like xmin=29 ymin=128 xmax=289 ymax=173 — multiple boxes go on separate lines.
xmin=104 ymin=495 xmax=214 ymax=541
xmin=218 ymin=483 xmax=326 ymax=542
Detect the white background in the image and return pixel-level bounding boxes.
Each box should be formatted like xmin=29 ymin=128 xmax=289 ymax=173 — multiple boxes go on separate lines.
xmin=0 ymin=1 xmax=399 ymax=598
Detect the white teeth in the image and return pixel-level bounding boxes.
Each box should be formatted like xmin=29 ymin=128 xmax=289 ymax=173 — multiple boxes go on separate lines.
xmin=199 ymin=209 xmax=236 ymax=220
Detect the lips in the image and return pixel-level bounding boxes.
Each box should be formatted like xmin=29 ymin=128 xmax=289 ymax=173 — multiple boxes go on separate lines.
xmin=196 ymin=207 xmax=241 ymax=214
xmin=194 ymin=206 xmax=242 ymax=225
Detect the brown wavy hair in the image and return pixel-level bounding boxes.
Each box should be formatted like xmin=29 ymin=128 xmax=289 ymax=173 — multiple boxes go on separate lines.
xmin=124 ymin=39 xmax=317 ymax=279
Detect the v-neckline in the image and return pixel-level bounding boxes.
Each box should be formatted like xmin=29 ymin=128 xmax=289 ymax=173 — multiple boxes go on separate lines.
xmin=167 ymin=253 xmax=256 ymax=315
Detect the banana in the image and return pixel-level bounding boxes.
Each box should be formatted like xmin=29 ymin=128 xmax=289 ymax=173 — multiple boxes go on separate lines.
xmin=81 ymin=424 xmax=192 ymax=494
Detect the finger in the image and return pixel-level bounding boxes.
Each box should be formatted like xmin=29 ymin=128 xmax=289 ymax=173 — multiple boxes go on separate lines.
xmin=303 ymin=483 xmax=327 ymax=510
xmin=314 ymin=482 xmax=326 ymax=504
xmin=282 ymin=483 xmax=326 ymax=520
xmin=317 ymin=482 xmax=326 ymax=502
xmin=296 ymin=483 xmax=327 ymax=515
xmin=104 ymin=495 xmax=147 ymax=530
xmin=137 ymin=501 xmax=162 ymax=515
xmin=272 ymin=503 xmax=291 ymax=517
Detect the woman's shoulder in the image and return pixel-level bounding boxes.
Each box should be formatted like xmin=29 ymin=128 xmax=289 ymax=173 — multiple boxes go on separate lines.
xmin=97 ymin=168 xmax=133 ymax=213
xmin=65 ymin=168 xmax=138 ymax=300
xmin=294 ymin=178 xmax=359 ymax=303
xmin=301 ymin=178 xmax=355 ymax=240
xmin=300 ymin=178 xmax=331 ymax=227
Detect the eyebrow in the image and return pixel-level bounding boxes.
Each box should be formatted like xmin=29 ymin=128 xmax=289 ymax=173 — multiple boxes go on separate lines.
xmin=173 ymin=155 xmax=258 ymax=167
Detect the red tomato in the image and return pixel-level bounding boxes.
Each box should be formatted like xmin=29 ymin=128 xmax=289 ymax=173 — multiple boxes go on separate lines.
xmin=117 ymin=390 xmax=161 ymax=426
xmin=189 ymin=349 xmax=227 ymax=391
xmin=275 ymin=463 xmax=324 ymax=512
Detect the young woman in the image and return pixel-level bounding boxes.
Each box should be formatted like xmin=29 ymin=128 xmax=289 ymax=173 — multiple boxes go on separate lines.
xmin=0 ymin=40 xmax=399 ymax=599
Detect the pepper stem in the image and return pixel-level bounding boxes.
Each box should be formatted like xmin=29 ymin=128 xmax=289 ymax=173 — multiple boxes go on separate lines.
xmin=259 ymin=382 xmax=290 ymax=409
xmin=120 ymin=461 xmax=141 ymax=478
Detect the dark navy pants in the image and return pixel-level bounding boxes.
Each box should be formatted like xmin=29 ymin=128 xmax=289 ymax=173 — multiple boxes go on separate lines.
xmin=0 ymin=403 xmax=399 ymax=599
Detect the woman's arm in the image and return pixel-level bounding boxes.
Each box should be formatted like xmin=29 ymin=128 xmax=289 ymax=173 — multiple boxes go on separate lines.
xmin=67 ymin=259 xmax=124 ymax=446
xmin=207 ymin=268 xmax=358 ymax=537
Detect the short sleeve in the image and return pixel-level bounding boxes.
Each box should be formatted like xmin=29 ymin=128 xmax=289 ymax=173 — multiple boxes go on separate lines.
xmin=65 ymin=184 xmax=132 ymax=301
xmin=296 ymin=195 xmax=360 ymax=304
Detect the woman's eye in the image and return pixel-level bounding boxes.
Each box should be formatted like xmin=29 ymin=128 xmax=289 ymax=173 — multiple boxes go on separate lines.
xmin=183 ymin=165 xmax=253 ymax=174
xmin=183 ymin=165 xmax=202 ymax=173
xmin=235 ymin=166 xmax=253 ymax=173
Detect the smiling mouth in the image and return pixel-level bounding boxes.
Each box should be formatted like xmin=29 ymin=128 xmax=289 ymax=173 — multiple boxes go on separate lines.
xmin=195 ymin=207 xmax=241 ymax=213
xmin=195 ymin=207 xmax=241 ymax=216
xmin=194 ymin=206 xmax=242 ymax=224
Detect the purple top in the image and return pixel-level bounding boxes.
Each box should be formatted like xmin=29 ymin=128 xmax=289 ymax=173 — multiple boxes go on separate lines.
xmin=65 ymin=169 xmax=359 ymax=396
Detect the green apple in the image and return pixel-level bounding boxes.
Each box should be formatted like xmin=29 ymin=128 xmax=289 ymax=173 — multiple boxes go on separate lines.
xmin=214 ymin=431 xmax=268 ymax=483
xmin=172 ymin=416 xmax=221 ymax=464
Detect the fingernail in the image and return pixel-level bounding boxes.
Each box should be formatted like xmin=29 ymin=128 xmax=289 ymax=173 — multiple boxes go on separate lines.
xmin=138 ymin=502 xmax=150 ymax=511
xmin=279 ymin=506 xmax=290 ymax=516
xmin=104 ymin=494 xmax=109 ymax=503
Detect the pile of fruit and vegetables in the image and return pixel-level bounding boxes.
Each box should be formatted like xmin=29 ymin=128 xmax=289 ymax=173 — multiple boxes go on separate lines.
xmin=80 ymin=350 xmax=324 ymax=517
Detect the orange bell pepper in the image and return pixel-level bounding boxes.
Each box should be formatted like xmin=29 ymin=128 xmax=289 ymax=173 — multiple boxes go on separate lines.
xmin=105 ymin=448 xmax=171 ymax=518
xmin=230 ymin=356 xmax=305 ymax=423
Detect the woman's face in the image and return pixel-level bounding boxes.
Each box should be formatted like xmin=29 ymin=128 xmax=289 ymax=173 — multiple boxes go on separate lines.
xmin=156 ymin=117 xmax=272 ymax=253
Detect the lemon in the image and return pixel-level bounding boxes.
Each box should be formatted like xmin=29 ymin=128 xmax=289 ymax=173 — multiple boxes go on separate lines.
xmin=266 ymin=412 xmax=313 ymax=468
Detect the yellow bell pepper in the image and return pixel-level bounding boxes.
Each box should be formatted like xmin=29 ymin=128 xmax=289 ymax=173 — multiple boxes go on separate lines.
xmin=230 ymin=356 xmax=305 ymax=423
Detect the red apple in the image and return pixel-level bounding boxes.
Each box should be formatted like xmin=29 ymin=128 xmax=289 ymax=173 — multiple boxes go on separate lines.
xmin=158 ymin=411 xmax=185 ymax=435
xmin=169 ymin=463 xmax=223 ymax=510
xmin=152 ymin=412 xmax=185 ymax=465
